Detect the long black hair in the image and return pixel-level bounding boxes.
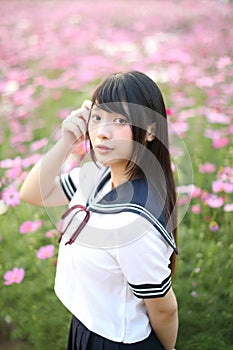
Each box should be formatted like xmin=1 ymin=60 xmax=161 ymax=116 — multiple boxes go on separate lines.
xmin=89 ymin=71 xmax=177 ymax=273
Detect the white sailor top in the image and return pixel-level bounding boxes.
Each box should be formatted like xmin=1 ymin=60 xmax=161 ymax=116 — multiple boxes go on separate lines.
xmin=54 ymin=163 xmax=178 ymax=344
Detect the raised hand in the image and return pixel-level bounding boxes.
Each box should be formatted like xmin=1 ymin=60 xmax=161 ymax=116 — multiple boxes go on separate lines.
xmin=61 ymin=100 xmax=92 ymax=151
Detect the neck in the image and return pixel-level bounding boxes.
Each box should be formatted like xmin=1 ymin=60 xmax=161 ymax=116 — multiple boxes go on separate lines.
xmin=109 ymin=163 xmax=129 ymax=188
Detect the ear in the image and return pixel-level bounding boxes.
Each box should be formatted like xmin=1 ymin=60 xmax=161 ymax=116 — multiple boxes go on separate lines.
xmin=146 ymin=123 xmax=156 ymax=142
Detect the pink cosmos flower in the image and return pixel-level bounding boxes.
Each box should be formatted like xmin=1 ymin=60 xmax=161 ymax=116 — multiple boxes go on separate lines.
xmin=21 ymin=154 xmax=41 ymax=168
xmin=205 ymin=128 xmax=221 ymax=140
xmin=212 ymin=180 xmax=224 ymax=193
xmin=13 ymin=86 xmax=34 ymax=106
xmin=200 ymin=191 xmax=211 ymax=202
xmin=223 ymin=203 xmax=233 ymax=212
xmin=212 ymin=180 xmax=233 ymax=194
xmin=172 ymin=121 xmax=189 ymax=137
xmin=206 ymin=195 xmax=224 ymax=208
xmin=205 ymin=110 xmax=230 ymax=125
xmin=3 ymin=267 xmax=25 ymax=285
xmin=191 ymin=186 xmax=202 ymax=199
xmin=7 ymin=69 xmax=30 ymax=85
xmin=177 ymin=185 xmax=201 ymax=199
xmin=45 ymin=230 xmax=59 ymax=238
xmin=166 ymin=108 xmax=173 ymax=116
xmin=212 ymin=137 xmax=229 ymax=149
xmin=217 ymin=56 xmax=231 ymax=70
xmin=196 ymin=76 xmax=214 ymax=88
xmin=36 ymin=244 xmax=55 ymax=260
xmin=6 ymin=166 xmax=22 ymax=180
xmin=199 ymin=163 xmax=216 ymax=174
xmin=191 ymin=204 xmax=201 ymax=214
xmin=216 ymin=167 xmax=233 ymax=186
xmin=20 ymin=220 xmax=43 ymax=234
xmin=222 ymin=183 xmax=233 ymax=193
xmin=209 ymin=221 xmax=219 ymax=232
xmin=177 ymin=196 xmax=191 ymax=206
xmin=30 ymin=138 xmax=48 ymax=152
xmin=2 ymin=186 xmax=20 ymax=207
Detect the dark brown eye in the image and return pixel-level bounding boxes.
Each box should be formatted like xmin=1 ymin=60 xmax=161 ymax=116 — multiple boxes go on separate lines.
xmin=91 ymin=115 xmax=101 ymax=122
xmin=114 ymin=118 xmax=128 ymax=125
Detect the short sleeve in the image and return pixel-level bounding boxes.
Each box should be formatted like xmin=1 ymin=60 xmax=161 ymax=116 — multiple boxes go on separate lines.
xmin=114 ymin=228 xmax=173 ymax=299
xmin=60 ymin=167 xmax=80 ymax=201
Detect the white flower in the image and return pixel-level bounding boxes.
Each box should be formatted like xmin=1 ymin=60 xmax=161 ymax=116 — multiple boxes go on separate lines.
xmin=5 ymin=80 xmax=19 ymax=94
xmin=0 ymin=199 xmax=8 ymax=215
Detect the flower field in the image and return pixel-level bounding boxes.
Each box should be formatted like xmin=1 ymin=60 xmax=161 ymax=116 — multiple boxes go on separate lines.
xmin=0 ymin=1 xmax=232 ymax=349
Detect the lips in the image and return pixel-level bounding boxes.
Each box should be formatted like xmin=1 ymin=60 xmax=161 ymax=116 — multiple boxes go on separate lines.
xmin=94 ymin=144 xmax=114 ymax=155
xmin=95 ymin=144 xmax=113 ymax=151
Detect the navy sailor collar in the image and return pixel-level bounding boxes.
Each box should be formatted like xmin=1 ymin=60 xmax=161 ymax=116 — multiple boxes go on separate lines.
xmin=87 ymin=168 xmax=178 ymax=254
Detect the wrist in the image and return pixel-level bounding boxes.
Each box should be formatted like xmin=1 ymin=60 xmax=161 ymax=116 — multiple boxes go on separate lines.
xmin=60 ymin=133 xmax=84 ymax=153
xmin=57 ymin=137 xmax=76 ymax=155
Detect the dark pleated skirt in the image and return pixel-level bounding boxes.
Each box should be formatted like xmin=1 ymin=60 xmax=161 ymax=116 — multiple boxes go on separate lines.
xmin=67 ymin=316 xmax=165 ymax=350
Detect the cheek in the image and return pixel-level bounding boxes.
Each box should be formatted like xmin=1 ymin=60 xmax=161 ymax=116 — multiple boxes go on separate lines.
xmin=116 ymin=135 xmax=134 ymax=158
xmin=116 ymin=127 xmax=133 ymax=141
xmin=114 ymin=128 xmax=133 ymax=156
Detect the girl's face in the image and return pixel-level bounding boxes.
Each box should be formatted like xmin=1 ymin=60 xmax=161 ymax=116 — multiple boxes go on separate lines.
xmin=88 ymin=105 xmax=133 ymax=171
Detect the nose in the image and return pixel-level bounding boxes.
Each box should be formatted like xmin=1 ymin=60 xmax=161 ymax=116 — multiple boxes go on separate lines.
xmin=96 ymin=122 xmax=112 ymax=139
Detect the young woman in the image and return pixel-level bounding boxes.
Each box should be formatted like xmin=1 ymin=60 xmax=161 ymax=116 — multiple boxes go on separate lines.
xmin=20 ymin=71 xmax=178 ymax=350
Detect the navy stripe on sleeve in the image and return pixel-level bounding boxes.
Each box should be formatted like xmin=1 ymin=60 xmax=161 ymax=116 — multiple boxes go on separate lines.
xmin=60 ymin=173 xmax=77 ymax=200
xmin=68 ymin=174 xmax=76 ymax=193
xmin=128 ymin=275 xmax=171 ymax=299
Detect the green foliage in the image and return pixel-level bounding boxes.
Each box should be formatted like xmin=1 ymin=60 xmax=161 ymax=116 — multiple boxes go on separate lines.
xmin=174 ymin=223 xmax=233 ymax=349
xmin=1 ymin=87 xmax=233 ymax=350
xmin=0 ymin=204 xmax=70 ymax=349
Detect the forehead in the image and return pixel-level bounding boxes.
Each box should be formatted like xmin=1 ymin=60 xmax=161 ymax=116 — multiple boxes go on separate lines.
xmin=91 ymin=104 xmax=128 ymax=118
xmin=93 ymin=100 xmax=130 ymax=114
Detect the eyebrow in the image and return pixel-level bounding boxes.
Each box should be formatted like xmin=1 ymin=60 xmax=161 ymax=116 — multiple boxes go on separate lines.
xmin=91 ymin=106 xmax=104 ymax=114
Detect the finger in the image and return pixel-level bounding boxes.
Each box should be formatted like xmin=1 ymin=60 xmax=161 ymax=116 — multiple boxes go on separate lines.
xmin=68 ymin=107 xmax=90 ymax=123
xmin=68 ymin=117 xmax=87 ymax=137
xmin=82 ymin=99 xmax=92 ymax=110
xmin=62 ymin=120 xmax=80 ymax=138
xmin=68 ymin=108 xmax=85 ymax=118
xmin=74 ymin=118 xmax=87 ymax=136
xmin=81 ymin=108 xmax=90 ymax=121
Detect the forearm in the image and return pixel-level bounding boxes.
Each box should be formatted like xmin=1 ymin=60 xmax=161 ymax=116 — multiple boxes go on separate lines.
xmin=151 ymin=307 xmax=178 ymax=350
xmin=144 ymin=289 xmax=178 ymax=350
xmin=39 ymin=138 xmax=71 ymax=197
xmin=20 ymin=139 xmax=70 ymax=206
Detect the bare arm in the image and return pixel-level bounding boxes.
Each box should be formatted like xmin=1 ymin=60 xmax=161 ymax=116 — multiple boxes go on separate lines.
xmin=144 ymin=288 xmax=178 ymax=350
xmin=20 ymin=100 xmax=91 ymax=207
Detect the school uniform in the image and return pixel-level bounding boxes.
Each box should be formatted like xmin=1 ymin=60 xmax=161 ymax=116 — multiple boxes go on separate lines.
xmin=55 ymin=162 xmax=178 ymax=350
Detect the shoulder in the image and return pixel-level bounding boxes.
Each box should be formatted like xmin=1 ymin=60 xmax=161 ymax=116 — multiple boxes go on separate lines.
xmin=60 ymin=162 xmax=105 ymax=202
xmin=90 ymin=178 xmax=177 ymax=253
